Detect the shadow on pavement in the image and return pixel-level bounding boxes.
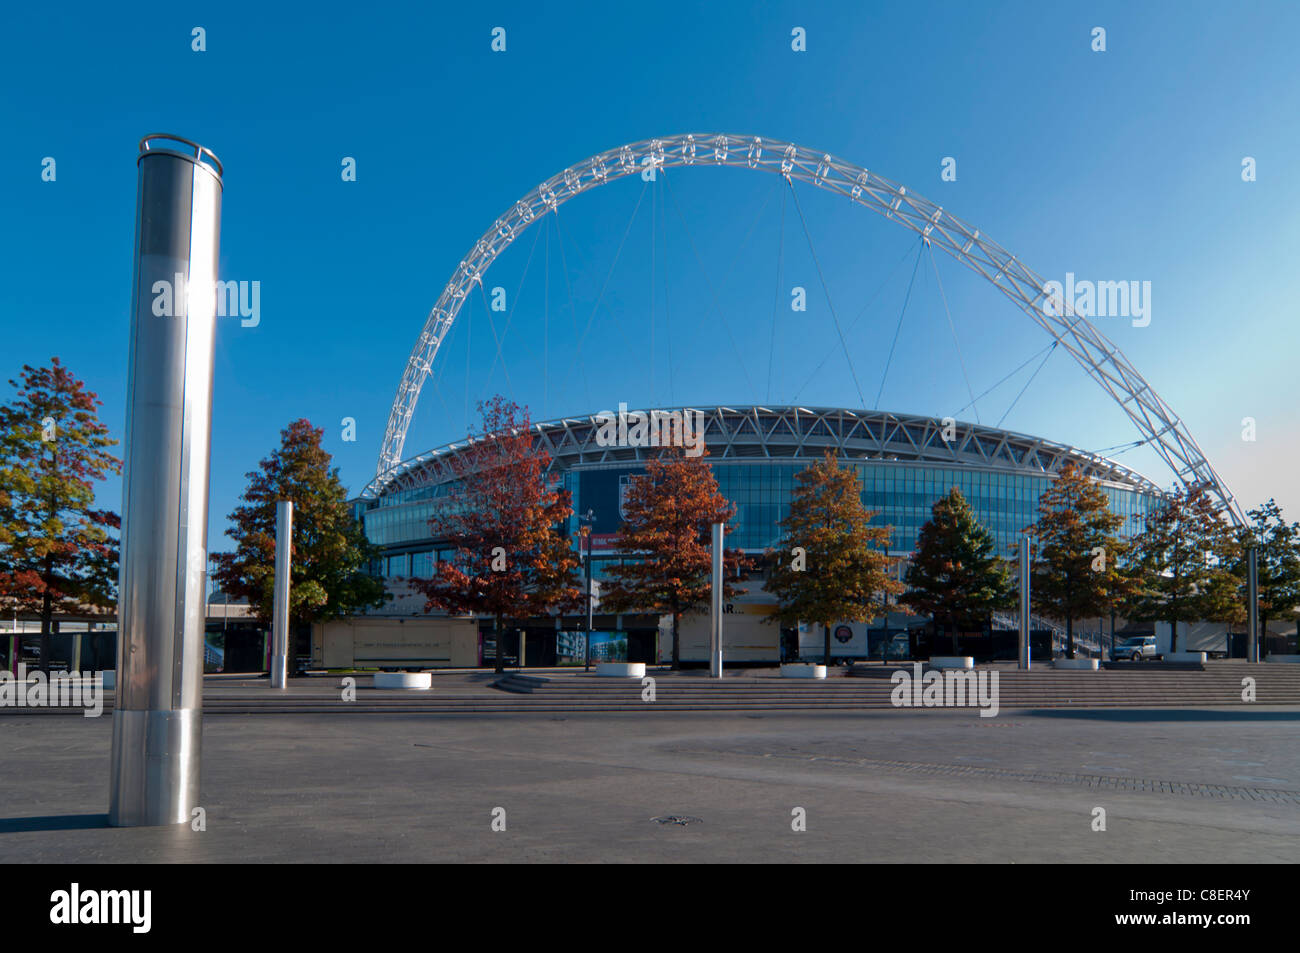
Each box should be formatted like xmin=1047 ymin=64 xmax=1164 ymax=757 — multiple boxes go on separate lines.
xmin=1025 ymin=709 xmax=1300 ymax=723
xmin=0 ymin=814 xmax=109 ymax=834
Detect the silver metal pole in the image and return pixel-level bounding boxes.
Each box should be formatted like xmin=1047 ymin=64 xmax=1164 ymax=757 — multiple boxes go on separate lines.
xmin=270 ymin=501 xmax=293 ymax=688
xmin=1018 ymin=534 xmax=1031 ymax=670
xmin=1247 ymin=546 xmax=1259 ymax=663
xmin=710 ymin=522 xmax=724 ymax=678
xmin=581 ymin=511 xmax=593 ymax=672
xmin=110 ymin=134 xmax=222 ymax=827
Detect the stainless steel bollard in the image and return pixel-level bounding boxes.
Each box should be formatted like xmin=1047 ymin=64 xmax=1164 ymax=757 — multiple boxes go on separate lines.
xmin=710 ymin=522 xmax=724 ymax=678
xmin=270 ymin=501 xmax=292 ymax=688
xmin=1018 ymin=534 xmax=1031 ymax=670
xmin=109 ymin=135 xmax=223 ymax=827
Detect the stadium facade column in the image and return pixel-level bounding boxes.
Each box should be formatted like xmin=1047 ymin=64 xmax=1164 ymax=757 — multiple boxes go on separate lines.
xmin=109 ymin=136 xmax=222 ymax=827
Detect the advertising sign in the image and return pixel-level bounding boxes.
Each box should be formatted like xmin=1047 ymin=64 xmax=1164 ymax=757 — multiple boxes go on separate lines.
xmin=586 ymin=631 xmax=628 ymax=662
xmin=576 ymin=467 xmax=642 ymax=552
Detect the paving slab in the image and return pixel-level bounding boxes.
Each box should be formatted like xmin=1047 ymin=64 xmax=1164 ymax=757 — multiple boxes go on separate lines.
xmin=1 ymin=707 xmax=1297 ymax=862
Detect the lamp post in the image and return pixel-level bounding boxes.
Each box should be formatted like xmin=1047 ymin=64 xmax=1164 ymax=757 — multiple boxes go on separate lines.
xmin=578 ymin=509 xmax=595 ymax=671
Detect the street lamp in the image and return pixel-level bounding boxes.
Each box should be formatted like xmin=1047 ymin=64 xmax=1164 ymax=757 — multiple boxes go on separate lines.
xmin=578 ymin=509 xmax=595 ymax=671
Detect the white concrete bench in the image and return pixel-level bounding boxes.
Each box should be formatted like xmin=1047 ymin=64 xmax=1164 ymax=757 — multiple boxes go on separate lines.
xmin=780 ymin=663 xmax=827 ymax=679
xmin=929 ymin=656 xmax=974 ymax=670
xmin=595 ymin=662 xmax=646 ymax=678
xmin=373 ymin=671 xmax=432 ymax=689
xmin=1052 ymin=658 xmax=1099 ymax=670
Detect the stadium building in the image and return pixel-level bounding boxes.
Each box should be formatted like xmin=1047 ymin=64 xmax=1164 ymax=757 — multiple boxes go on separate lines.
xmin=338 ymin=405 xmax=1166 ymax=667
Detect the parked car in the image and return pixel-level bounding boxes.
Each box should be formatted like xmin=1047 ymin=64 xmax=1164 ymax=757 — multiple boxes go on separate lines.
xmin=1111 ymin=635 xmax=1161 ymax=662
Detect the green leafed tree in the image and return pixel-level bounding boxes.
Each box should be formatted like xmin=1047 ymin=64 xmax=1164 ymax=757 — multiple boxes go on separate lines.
xmin=211 ymin=419 xmax=387 ymax=636
xmin=1125 ymin=483 xmax=1240 ymax=653
xmin=1229 ymin=500 xmax=1300 ymax=657
xmin=600 ymin=446 xmax=748 ymax=670
xmin=0 ymin=359 xmax=121 ymax=673
xmin=413 ymin=397 xmax=584 ymax=674
xmin=1028 ymin=461 xmax=1136 ymax=659
xmin=901 ymin=487 xmax=1014 ymax=655
xmin=765 ymin=451 xmax=901 ymax=665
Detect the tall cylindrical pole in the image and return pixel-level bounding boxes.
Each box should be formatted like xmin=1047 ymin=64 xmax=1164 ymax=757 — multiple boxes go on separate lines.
xmin=584 ymin=533 xmax=593 ymax=670
xmin=879 ymin=547 xmax=890 ymax=665
xmin=1018 ymin=534 xmax=1031 ymax=670
xmin=270 ymin=501 xmax=293 ymax=688
xmin=110 ymin=135 xmax=222 ymax=827
xmin=710 ymin=522 xmax=724 ymax=678
xmin=581 ymin=511 xmax=594 ymax=672
xmin=1247 ymin=546 xmax=1259 ymax=663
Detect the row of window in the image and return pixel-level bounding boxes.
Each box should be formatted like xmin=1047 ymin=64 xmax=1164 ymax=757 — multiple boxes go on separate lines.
xmin=366 ymin=461 xmax=1161 ymax=561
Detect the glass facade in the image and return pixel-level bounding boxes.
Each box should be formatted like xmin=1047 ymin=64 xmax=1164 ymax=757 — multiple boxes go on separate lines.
xmin=361 ymin=458 xmax=1162 ymax=579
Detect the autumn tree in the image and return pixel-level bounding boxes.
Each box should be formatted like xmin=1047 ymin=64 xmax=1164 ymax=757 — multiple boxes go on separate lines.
xmin=1125 ymin=484 xmax=1240 ymax=652
xmin=212 ymin=419 xmax=387 ymax=638
xmin=1228 ymin=500 xmax=1300 ymax=657
xmin=901 ymin=487 xmax=1014 ymax=655
xmin=0 ymin=359 xmax=121 ymax=673
xmin=765 ymin=451 xmax=900 ymax=665
xmin=600 ymin=446 xmax=747 ymax=670
xmin=1028 ymin=461 xmax=1136 ymax=659
xmin=413 ymin=397 xmax=584 ymax=674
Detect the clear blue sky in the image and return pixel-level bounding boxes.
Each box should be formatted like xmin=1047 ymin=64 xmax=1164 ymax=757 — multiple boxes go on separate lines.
xmin=2 ymin=0 xmax=1298 ymax=552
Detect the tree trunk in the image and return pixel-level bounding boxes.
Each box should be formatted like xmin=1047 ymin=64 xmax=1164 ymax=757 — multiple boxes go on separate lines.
xmin=39 ymin=557 xmax=54 ymax=676
xmin=671 ymin=611 xmax=680 ymax=670
xmin=494 ymin=614 xmax=504 ymax=674
xmin=824 ymin=624 xmax=831 ymax=666
xmin=1066 ymin=617 xmax=1075 ymax=659
xmin=950 ymin=620 xmax=959 ymax=656
xmin=40 ymin=455 xmax=56 ymax=675
xmin=1170 ymin=618 xmax=1178 ymax=654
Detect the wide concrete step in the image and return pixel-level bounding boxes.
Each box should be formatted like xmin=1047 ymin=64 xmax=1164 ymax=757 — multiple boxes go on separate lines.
xmin=5 ymin=667 xmax=1296 ymax=714
xmin=488 ymin=670 xmax=1300 ymax=709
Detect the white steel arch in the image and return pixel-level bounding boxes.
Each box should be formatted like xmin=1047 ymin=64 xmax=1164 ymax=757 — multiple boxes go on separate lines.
xmin=375 ymin=133 xmax=1242 ymax=524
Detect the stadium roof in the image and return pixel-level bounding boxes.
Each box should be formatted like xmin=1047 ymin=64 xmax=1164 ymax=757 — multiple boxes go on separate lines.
xmin=361 ymin=406 xmax=1164 ymax=500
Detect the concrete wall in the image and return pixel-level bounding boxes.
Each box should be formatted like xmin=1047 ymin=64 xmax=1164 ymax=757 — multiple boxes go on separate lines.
xmin=312 ymin=617 xmax=478 ymax=670
xmin=660 ymin=580 xmax=780 ymax=662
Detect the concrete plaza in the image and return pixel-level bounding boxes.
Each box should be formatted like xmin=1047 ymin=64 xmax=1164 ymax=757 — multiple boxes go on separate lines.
xmin=1 ymin=705 xmax=1298 ymax=863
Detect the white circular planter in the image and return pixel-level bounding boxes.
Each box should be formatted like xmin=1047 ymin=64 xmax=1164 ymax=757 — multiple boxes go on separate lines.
xmin=781 ymin=664 xmax=827 ymax=679
xmin=1166 ymin=651 xmax=1207 ymax=663
xmin=595 ymin=662 xmax=645 ymax=678
xmin=929 ymin=656 xmax=974 ymax=670
xmin=1052 ymin=658 xmax=1099 ymax=670
xmin=373 ymin=671 xmax=432 ymax=690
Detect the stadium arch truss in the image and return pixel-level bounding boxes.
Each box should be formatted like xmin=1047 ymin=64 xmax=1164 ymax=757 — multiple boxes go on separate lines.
xmin=373 ymin=133 xmax=1242 ymax=524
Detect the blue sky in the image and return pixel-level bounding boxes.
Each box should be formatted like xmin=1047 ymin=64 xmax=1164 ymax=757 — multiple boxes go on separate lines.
xmin=2 ymin=0 xmax=1298 ymax=551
